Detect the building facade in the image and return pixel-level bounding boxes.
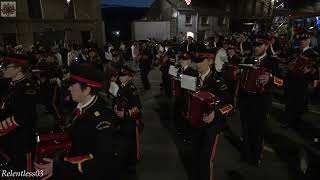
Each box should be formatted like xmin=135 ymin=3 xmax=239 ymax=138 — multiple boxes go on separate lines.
xmin=0 ymin=0 xmax=105 ymax=50
xmin=146 ymin=0 xmax=230 ymax=41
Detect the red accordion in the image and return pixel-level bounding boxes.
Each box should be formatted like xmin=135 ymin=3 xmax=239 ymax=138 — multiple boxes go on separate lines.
xmin=35 ymin=130 xmax=72 ymax=163
xmin=171 ymin=77 xmax=182 ymax=97
xmin=288 ymin=55 xmax=313 ymax=75
xmin=187 ymin=91 xmax=215 ymax=128
xmin=239 ymin=65 xmax=267 ymax=94
xmin=222 ymin=64 xmax=239 ymax=80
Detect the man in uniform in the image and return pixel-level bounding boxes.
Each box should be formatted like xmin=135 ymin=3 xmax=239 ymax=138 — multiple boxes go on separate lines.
xmin=34 ymin=64 xmax=121 ymax=180
xmin=114 ymin=65 xmax=142 ymax=178
xmin=239 ymin=34 xmax=284 ymax=166
xmin=222 ymin=43 xmax=242 ymax=105
xmin=0 ymin=55 xmax=37 ymax=174
xmin=283 ymin=31 xmax=320 ymax=128
xmin=139 ymin=49 xmax=151 ymax=90
xmin=182 ymin=36 xmax=196 ymax=52
xmin=190 ymin=55 xmax=233 ymax=180
xmin=173 ymin=52 xmax=198 ymax=138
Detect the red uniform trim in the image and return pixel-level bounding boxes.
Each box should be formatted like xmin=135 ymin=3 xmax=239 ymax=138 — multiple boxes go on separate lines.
xmin=210 ymin=134 xmax=220 ymax=180
xmin=2 ymin=57 xmax=28 ymax=65
xmin=70 ymin=74 xmax=103 ymax=88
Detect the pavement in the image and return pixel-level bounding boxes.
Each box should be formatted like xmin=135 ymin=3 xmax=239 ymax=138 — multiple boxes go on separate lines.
xmin=35 ymin=61 xmax=320 ymax=180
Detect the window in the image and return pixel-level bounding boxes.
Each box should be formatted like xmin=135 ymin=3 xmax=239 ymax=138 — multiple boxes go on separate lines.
xmin=27 ymin=0 xmax=42 ymax=19
xmin=218 ymin=16 xmax=227 ymax=26
xmin=185 ymin=15 xmax=192 ymax=25
xmin=201 ymin=16 xmax=209 ymax=26
xmin=64 ymin=0 xmax=75 ymax=19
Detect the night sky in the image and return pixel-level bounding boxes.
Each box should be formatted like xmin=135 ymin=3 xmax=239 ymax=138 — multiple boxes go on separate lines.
xmin=101 ymin=0 xmax=155 ymax=7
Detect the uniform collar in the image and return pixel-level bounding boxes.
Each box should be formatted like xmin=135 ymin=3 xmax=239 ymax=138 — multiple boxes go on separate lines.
xmin=256 ymin=53 xmax=267 ymax=61
xmin=10 ymin=74 xmax=27 ymax=86
xmin=182 ymin=65 xmax=189 ymax=71
xmin=77 ymin=95 xmax=97 ymax=114
xmin=200 ymin=68 xmax=211 ymax=81
xmin=302 ymin=46 xmax=311 ymax=52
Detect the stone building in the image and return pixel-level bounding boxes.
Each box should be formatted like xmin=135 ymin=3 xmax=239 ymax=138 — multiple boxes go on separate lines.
xmin=145 ymin=0 xmax=231 ymax=41
xmin=0 ymin=0 xmax=105 ymax=50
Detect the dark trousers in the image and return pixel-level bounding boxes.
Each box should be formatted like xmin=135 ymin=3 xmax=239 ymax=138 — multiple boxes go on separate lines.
xmin=191 ymin=125 xmax=220 ymax=180
xmin=225 ymin=80 xmax=237 ymax=105
xmin=141 ymin=68 xmax=150 ymax=89
xmin=173 ymin=96 xmax=184 ymax=131
xmin=240 ymin=93 xmax=270 ymax=164
xmin=284 ymin=77 xmax=308 ymax=126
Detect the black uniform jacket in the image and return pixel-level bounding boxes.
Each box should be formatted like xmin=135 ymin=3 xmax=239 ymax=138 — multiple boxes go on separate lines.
xmin=53 ymin=96 xmax=120 ymax=180
xmin=1 ymin=76 xmax=37 ymax=155
xmin=198 ymin=70 xmax=233 ymax=129
xmin=115 ymin=80 xmax=142 ymax=136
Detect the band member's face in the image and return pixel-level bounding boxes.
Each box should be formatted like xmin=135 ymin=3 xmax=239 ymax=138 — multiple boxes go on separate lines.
xmin=196 ymin=59 xmax=209 ymax=73
xmin=300 ymin=38 xmax=311 ymax=48
xmin=89 ymin=51 xmax=96 ymax=57
xmin=254 ymin=43 xmax=268 ymax=57
xmin=68 ymin=83 xmax=90 ymax=103
xmin=2 ymin=63 xmax=19 ymax=79
xmin=112 ymin=55 xmax=120 ymax=62
xmin=227 ymin=49 xmax=235 ymax=56
xmin=119 ymin=75 xmax=131 ymax=84
xmin=180 ymin=59 xmax=190 ymax=67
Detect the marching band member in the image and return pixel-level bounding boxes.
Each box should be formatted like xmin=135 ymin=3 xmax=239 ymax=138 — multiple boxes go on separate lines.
xmin=283 ymin=31 xmax=320 ymax=128
xmin=239 ymin=34 xmax=284 ymax=166
xmin=222 ymin=43 xmax=241 ymax=105
xmin=34 ymin=64 xmax=121 ymax=180
xmin=0 ymin=55 xmax=37 ymax=175
xmin=114 ymin=65 xmax=142 ymax=178
xmin=190 ymin=54 xmax=233 ymax=180
xmin=173 ymin=52 xmax=198 ymax=138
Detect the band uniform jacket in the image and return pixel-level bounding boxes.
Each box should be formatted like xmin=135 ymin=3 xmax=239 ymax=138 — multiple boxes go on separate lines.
xmin=53 ymin=96 xmax=120 ymax=180
xmin=239 ymin=55 xmax=284 ymax=113
xmin=290 ymin=48 xmax=320 ymax=82
xmin=198 ymin=70 xmax=233 ymax=129
xmin=115 ymin=80 xmax=142 ymax=135
xmin=179 ymin=66 xmax=198 ymax=113
xmin=1 ymin=76 xmax=37 ymax=155
xmin=241 ymin=55 xmax=284 ymax=95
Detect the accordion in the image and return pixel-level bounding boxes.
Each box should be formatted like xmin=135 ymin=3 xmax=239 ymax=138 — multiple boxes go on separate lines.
xmin=222 ymin=64 xmax=239 ymax=81
xmin=239 ymin=65 xmax=267 ymax=94
xmin=187 ymin=91 xmax=215 ymax=128
xmin=171 ymin=77 xmax=182 ymax=97
xmin=35 ymin=130 xmax=72 ymax=163
xmin=287 ymin=55 xmax=313 ymax=75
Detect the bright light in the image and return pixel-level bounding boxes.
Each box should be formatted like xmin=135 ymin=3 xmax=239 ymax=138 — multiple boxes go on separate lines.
xmin=67 ymin=0 xmax=71 ymax=4
xmin=172 ymin=11 xmax=177 ymax=18
xmin=185 ymin=0 xmax=191 ymax=5
xmin=187 ymin=32 xmax=194 ymax=38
